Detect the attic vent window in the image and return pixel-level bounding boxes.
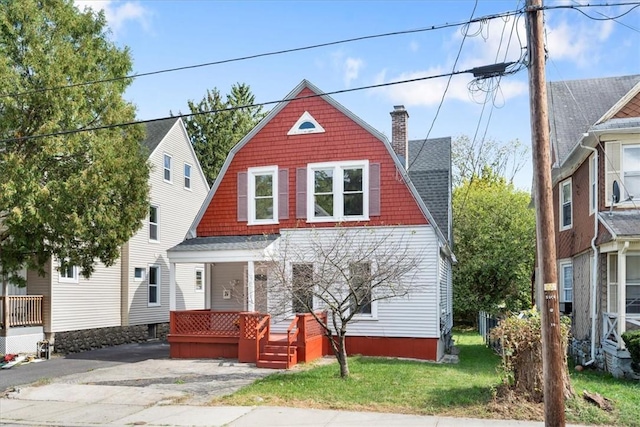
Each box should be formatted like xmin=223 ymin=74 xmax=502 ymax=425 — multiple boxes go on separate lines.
xmin=288 ymin=111 xmax=325 ymax=135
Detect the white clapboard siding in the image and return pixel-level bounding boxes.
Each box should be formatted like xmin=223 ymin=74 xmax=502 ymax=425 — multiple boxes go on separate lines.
xmin=49 ymin=258 xmax=122 ymax=332
xmin=439 ymin=253 xmax=453 ymax=332
xmin=127 ymin=120 xmax=209 ymax=325
xmin=270 ymin=226 xmax=441 ymax=338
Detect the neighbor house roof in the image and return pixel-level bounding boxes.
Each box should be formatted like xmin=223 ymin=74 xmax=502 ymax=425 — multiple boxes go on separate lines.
xmin=599 ymin=211 xmax=640 ymax=241
xmin=141 ymin=117 xmax=181 ymax=156
xmin=408 ymin=137 xmax=452 ymax=241
xmin=548 ymin=75 xmax=640 ymax=166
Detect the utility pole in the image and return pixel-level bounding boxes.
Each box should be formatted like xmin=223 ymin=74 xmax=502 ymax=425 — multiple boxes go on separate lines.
xmin=525 ymin=0 xmax=566 ymax=425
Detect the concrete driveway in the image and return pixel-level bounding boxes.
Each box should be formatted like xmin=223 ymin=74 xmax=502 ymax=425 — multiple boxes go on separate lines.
xmin=0 ymin=341 xmax=276 ymax=405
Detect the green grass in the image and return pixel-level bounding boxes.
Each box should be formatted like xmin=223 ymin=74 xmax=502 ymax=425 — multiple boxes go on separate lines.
xmin=216 ymin=332 xmax=640 ymax=425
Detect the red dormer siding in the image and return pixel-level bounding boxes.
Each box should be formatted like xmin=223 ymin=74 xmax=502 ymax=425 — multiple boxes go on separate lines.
xmin=196 ymin=88 xmax=428 ymax=237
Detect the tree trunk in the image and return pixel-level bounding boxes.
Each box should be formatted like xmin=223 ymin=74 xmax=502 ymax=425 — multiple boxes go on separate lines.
xmin=337 ymin=333 xmax=350 ymax=378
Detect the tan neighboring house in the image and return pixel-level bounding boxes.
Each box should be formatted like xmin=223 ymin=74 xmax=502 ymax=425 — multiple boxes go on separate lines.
xmin=548 ymin=74 xmax=640 ymax=378
xmin=0 ymin=117 xmax=209 ymax=354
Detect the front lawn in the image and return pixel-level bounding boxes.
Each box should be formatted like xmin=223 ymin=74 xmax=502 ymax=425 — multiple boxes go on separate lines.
xmin=216 ymin=332 xmax=640 ymax=425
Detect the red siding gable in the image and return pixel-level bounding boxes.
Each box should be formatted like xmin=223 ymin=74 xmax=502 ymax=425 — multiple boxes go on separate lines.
xmin=614 ymin=91 xmax=640 ymax=118
xmin=196 ymin=87 xmax=428 ymax=237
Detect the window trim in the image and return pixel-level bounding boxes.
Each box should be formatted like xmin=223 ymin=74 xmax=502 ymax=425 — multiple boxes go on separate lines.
xmin=195 ymin=267 xmax=204 ymax=293
xmin=306 ymin=160 xmax=369 ymax=223
xmin=148 ymin=264 xmax=161 ymax=307
xmin=184 ymin=162 xmax=192 ymax=190
xmin=149 ymin=205 xmax=159 ymax=242
xmin=163 ymin=153 xmax=172 ymax=184
xmin=626 ymin=253 xmax=640 ymax=316
xmin=59 ymin=261 xmax=79 ymax=283
xmin=559 ymin=179 xmax=572 ymax=231
xmin=589 ymin=154 xmax=596 ymax=215
xmin=622 ymin=144 xmax=640 ymax=201
xmin=559 ymin=259 xmax=573 ymax=303
xmin=247 ymin=165 xmax=279 ymax=226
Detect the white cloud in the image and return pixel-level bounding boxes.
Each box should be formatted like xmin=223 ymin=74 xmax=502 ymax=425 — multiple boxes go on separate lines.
xmin=74 ymin=1 xmax=151 ymax=35
xmin=544 ymin=14 xmax=615 ymax=67
xmin=344 ymin=57 xmax=364 ymax=87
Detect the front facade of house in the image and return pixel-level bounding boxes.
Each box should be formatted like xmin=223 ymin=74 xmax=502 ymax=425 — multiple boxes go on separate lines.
xmin=1 ymin=118 xmax=209 ymax=354
xmin=168 ymin=80 xmax=454 ymax=365
xmin=549 ymin=75 xmax=640 ymax=377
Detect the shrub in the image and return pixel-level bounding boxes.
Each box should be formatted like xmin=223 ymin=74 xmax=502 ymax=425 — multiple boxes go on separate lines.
xmin=490 ymin=309 xmax=574 ymax=402
xmin=621 ymin=329 xmax=640 ymax=373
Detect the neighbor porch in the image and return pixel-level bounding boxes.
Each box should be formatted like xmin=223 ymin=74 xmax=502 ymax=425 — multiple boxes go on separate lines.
xmin=0 ymin=295 xmax=45 ymax=354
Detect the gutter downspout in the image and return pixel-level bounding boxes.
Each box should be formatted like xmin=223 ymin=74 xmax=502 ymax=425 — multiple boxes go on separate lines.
xmin=581 ymin=136 xmax=599 ymax=366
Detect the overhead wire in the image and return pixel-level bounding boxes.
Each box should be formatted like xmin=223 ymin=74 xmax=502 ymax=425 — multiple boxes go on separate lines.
xmin=0 ymin=67 xmax=481 ymax=144
xmin=407 ymin=0 xmax=480 ymax=170
xmin=0 ymin=8 xmax=524 ymax=100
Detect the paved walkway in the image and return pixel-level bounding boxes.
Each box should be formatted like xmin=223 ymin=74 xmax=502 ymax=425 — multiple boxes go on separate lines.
xmin=0 ymin=342 xmax=589 ymax=427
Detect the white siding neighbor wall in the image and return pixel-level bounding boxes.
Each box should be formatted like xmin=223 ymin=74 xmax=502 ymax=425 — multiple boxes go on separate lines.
xmin=270 ymin=226 xmax=440 ymax=338
xmin=127 ymin=120 xmax=209 ymax=326
xmin=50 ymin=258 xmax=122 ymax=332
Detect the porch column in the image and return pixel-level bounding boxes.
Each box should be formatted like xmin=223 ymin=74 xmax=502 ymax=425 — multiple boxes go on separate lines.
xmin=169 ymin=262 xmax=177 ymax=311
xmin=618 ymin=242 xmax=629 ymax=348
xmin=247 ymin=261 xmax=255 ymax=312
xmin=204 ymin=264 xmax=212 ymax=310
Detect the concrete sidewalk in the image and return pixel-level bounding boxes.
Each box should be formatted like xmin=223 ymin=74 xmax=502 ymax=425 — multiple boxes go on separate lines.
xmin=0 ymin=343 xmax=589 ymax=427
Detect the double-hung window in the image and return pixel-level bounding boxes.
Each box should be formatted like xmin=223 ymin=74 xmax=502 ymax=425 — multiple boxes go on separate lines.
xmin=184 ymin=163 xmax=192 ymax=189
xmin=248 ymin=166 xmax=278 ymax=225
xmin=149 ymin=205 xmax=159 ymax=241
xmin=148 ymin=265 xmax=160 ymax=306
xmin=163 ymin=154 xmax=172 ymax=183
xmin=350 ymin=262 xmax=372 ymax=315
xmin=292 ymin=263 xmax=314 ymax=314
xmin=559 ymin=260 xmax=573 ymax=303
xmin=307 ymin=161 xmax=368 ymax=222
xmin=622 ymin=145 xmax=640 ymax=201
xmin=560 ymin=179 xmax=572 ymax=230
xmin=626 ymin=254 xmax=640 ymax=315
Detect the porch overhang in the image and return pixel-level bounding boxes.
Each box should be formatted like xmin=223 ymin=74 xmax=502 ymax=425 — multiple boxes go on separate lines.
xmin=167 ymin=234 xmax=280 ymax=263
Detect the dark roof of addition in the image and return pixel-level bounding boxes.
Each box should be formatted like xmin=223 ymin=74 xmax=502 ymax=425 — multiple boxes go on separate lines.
xmin=168 ymin=234 xmax=280 ymax=252
xmin=599 ymin=211 xmax=640 ymax=239
xmin=408 ymin=137 xmax=452 ymax=242
xmin=141 ymin=117 xmax=180 ymax=156
xmin=548 ymin=75 xmax=640 ymax=166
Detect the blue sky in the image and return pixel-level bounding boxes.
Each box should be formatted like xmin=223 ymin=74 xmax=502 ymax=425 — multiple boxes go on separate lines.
xmin=74 ymin=1 xmax=640 ymax=190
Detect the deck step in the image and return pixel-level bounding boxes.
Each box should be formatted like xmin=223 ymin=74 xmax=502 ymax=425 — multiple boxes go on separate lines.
xmin=259 ymin=352 xmax=290 ymax=362
xmin=264 ymin=344 xmax=295 ymax=354
xmin=256 ymin=359 xmax=289 ymax=369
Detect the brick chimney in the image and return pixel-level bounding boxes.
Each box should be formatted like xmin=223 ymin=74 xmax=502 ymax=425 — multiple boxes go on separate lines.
xmin=390 ymin=105 xmax=409 ymax=168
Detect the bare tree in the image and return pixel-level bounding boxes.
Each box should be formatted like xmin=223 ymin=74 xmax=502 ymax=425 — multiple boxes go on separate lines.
xmin=266 ymin=226 xmax=424 ymax=378
xmin=452 ymin=135 xmax=529 ymax=188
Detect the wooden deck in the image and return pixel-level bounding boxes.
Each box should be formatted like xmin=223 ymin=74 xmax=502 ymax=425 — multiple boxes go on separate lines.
xmin=167 ymin=310 xmax=329 ymax=368
xmin=1 ymin=295 xmax=44 ymax=330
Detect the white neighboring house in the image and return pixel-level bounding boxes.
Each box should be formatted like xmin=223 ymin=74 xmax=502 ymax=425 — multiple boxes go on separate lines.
xmin=0 ymin=117 xmax=209 ymax=354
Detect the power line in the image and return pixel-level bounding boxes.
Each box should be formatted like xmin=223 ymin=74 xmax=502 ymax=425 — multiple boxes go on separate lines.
xmin=0 ymin=9 xmax=523 ymax=100
xmin=0 ymin=68 xmax=484 ymax=144
xmin=407 ymin=0 xmax=480 ymax=170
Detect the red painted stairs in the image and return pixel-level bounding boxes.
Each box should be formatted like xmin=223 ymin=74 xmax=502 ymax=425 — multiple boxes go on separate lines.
xmin=256 ymin=334 xmax=298 ymax=369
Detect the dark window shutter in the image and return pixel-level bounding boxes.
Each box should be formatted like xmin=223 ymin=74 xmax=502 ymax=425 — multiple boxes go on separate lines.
xmin=279 ymin=168 xmax=289 ymax=220
xmin=369 ymin=163 xmax=381 ymax=216
xmin=296 ymin=167 xmax=307 ymax=219
xmin=237 ymin=171 xmax=248 ymax=222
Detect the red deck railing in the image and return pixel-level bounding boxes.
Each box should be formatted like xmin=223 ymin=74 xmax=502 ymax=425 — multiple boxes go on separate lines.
xmin=170 ymin=310 xmax=241 ymax=336
xmin=0 ymin=295 xmax=44 ymax=329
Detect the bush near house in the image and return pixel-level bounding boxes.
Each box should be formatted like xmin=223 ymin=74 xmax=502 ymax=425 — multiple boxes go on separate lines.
xmin=622 ymin=330 xmax=640 ymax=373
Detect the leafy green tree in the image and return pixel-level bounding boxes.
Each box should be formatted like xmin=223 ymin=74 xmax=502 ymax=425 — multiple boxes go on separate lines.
xmin=0 ymin=0 xmax=150 ymax=285
xmin=183 ymin=83 xmax=266 ymax=184
xmin=453 ymin=167 xmax=535 ymax=324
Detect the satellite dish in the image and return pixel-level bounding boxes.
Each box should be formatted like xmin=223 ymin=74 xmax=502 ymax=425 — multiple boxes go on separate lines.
xmin=612 ymin=180 xmax=620 ymax=204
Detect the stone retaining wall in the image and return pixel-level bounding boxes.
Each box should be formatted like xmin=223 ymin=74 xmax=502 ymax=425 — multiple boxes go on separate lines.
xmin=53 ymin=323 xmax=169 ymax=354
